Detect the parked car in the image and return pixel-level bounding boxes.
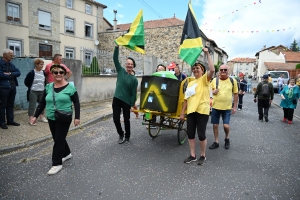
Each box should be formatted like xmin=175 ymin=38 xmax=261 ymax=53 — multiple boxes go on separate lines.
xmin=267 ymin=71 xmax=289 ymax=92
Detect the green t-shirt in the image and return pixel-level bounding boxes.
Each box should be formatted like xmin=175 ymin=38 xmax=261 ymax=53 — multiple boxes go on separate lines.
xmin=45 ymin=83 xmax=77 ymax=120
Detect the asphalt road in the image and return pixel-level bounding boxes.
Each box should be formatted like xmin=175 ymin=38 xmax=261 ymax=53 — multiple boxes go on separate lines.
xmin=0 ymin=93 xmax=300 ymax=199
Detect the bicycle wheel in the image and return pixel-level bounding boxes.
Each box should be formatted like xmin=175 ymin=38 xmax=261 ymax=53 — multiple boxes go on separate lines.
xmin=177 ymin=121 xmax=187 ymax=145
xmin=148 ymin=124 xmax=161 ymax=138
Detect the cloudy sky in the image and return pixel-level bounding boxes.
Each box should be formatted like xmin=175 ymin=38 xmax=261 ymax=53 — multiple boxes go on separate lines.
xmin=97 ymin=0 xmax=300 ymax=60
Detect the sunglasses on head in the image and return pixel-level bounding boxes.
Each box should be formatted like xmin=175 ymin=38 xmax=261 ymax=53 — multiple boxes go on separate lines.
xmin=52 ymin=71 xmax=65 ymax=75
xmin=220 ymin=69 xmax=228 ymax=72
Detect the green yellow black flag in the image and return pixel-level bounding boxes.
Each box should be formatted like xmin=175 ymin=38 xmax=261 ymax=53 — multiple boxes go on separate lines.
xmin=178 ymin=1 xmax=203 ymax=66
xmin=114 ymin=10 xmax=145 ymax=54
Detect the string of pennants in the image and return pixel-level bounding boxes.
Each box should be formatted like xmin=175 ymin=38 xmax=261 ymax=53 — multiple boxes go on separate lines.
xmin=201 ymin=1 xmax=262 ymax=26
xmin=203 ymin=27 xmax=298 ymax=34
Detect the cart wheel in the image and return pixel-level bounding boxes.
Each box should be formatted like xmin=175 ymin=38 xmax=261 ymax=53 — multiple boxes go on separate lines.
xmin=177 ymin=121 xmax=187 ymax=145
xmin=148 ymin=124 xmax=161 ymax=138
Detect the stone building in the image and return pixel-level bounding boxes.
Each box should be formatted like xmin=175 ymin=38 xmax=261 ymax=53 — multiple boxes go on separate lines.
xmin=228 ymin=57 xmax=256 ymax=77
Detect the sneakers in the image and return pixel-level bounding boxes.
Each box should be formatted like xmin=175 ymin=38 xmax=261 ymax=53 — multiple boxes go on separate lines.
xmin=62 ymin=153 xmax=72 ymax=162
xmin=197 ymin=156 xmax=206 ymax=165
xmin=209 ymin=142 xmax=219 ymax=149
xmin=184 ymin=155 xmax=197 ymax=164
xmin=259 ymin=118 xmax=263 ymax=122
xmin=124 ymin=138 xmax=130 ymax=145
xmin=238 ymin=108 xmax=241 ymax=111
xmin=28 ymin=122 xmax=36 ymax=126
xmin=288 ymin=120 xmax=293 ymax=124
xmin=264 ymin=115 xmax=269 ymax=122
xmin=47 ymin=165 xmax=62 ymax=175
xmin=118 ymin=136 xmax=125 ymax=144
xmin=39 ymin=117 xmax=48 ymax=123
xmin=282 ymin=118 xmax=287 ymax=122
xmin=224 ymin=138 xmax=230 ymax=149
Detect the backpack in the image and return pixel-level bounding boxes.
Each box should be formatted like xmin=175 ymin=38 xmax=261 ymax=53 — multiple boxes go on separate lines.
xmin=216 ymin=77 xmax=235 ymax=92
xmin=261 ymin=83 xmax=270 ymax=97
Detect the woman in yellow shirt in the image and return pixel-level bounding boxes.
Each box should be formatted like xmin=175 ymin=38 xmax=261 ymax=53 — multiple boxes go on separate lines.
xmin=180 ymin=47 xmax=215 ymax=165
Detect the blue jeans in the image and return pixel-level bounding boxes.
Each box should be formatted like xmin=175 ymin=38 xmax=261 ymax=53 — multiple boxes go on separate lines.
xmin=247 ymin=84 xmax=252 ymax=93
xmin=278 ymin=84 xmax=283 ymax=94
xmin=211 ymin=108 xmax=231 ymax=124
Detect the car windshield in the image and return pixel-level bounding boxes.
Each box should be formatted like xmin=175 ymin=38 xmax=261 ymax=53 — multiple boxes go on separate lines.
xmin=269 ymin=72 xmax=288 ymax=78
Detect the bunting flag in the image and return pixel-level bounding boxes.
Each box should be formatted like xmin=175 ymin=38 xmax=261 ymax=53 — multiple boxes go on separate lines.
xmin=178 ymin=1 xmax=203 ymax=66
xmin=204 ymin=27 xmax=297 ymax=34
xmin=114 ymin=10 xmax=145 ymax=54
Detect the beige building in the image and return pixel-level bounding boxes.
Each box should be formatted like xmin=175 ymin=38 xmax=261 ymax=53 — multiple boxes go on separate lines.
xmin=228 ymin=58 xmax=256 ymax=77
xmin=1 ymin=0 xmax=107 ymax=66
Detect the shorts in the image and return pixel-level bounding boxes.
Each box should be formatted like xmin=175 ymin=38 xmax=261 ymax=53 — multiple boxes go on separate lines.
xmin=211 ymin=108 xmax=231 ymax=124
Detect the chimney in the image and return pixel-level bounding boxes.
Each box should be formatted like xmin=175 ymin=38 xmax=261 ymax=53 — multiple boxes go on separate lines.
xmin=113 ymin=10 xmax=117 ymax=31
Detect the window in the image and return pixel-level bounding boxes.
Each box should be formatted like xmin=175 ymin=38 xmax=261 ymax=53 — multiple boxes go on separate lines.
xmin=66 ymin=0 xmax=73 ymax=8
xmin=65 ymin=18 xmax=74 ymax=33
xmin=38 ymin=11 xmax=51 ymax=30
xmin=8 ymin=40 xmax=21 ymax=57
xmin=7 ymin=3 xmax=20 ymax=21
xmin=85 ymin=52 xmax=91 ymax=66
xmin=39 ymin=44 xmax=52 ymax=57
xmin=85 ymin=23 xmax=92 ymax=38
xmin=85 ymin=4 xmax=91 ymax=14
xmin=65 ymin=48 xmax=74 ymax=59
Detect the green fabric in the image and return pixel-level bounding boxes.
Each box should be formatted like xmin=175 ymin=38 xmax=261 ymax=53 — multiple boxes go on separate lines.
xmin=113 ymin=47 xmax=138 ymax=107
xmin=151 ymin=71 xmax=177 ymax=80
xmin=254 ymin=81 xmax=274 ymax=100
xmin=114 ymin=10 xmax=145 ymax=54
xmin=178 ymin=2 xmax=203 ymax=66
xmin=45 ymin=83 xmax=77 ymax=120
xmin=280 ymin=85 xmax=300 ymax=109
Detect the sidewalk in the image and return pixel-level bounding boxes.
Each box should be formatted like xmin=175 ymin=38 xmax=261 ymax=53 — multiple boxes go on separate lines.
xmin=0 ymin=99 xmax=114 ymax=155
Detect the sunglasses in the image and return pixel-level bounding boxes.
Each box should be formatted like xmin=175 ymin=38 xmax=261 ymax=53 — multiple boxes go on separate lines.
xmin=220 ymin=69 xmax=228 ymax=72
xmin=52 ymin=71 xmax=65 ymax=75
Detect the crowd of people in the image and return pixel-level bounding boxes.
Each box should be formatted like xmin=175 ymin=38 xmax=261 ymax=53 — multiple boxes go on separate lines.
xmin=1 ymin=46 xmax=300 ymax=175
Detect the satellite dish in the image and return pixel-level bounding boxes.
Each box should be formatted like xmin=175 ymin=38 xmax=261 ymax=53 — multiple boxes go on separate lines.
xmin=94 ymin=40 xmax=99 ymax=45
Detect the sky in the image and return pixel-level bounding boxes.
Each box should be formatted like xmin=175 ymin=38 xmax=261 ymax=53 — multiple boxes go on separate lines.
xmin=96 ymin=0 xmax=300 ymax=60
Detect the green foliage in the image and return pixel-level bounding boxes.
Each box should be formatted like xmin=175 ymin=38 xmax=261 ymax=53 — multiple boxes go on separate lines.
xmin=296 ymin=63 xmax=300 ymax=69
xmin=82 ymin=63 xmax=90 ymax=75
xmin=214 ymin=60 xmax=221 ymax=74
xmin=89 ymin=56 xmax=99 ymax=75
xmin=290 ymin=39 xmax=299 ymax=52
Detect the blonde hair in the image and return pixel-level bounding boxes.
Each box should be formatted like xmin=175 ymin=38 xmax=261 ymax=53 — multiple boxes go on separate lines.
xmin=34 ymin=58 xmax=44 ymax=66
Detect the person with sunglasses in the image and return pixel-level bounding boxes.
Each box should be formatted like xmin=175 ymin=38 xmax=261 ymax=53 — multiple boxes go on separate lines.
xmin=113 ymin=45 xmax=138 ymax=145
xmin=180 ymin=47 xmax=215 ymax=165
xmin=209 ymin=64 xmax=238 ymax=150
xmin=31 ymin=64 xmax=80 ymax=175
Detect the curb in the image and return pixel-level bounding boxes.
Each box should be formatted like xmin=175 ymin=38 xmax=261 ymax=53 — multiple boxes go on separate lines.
xmin=0 ymin=113 xmax=113 ymax=156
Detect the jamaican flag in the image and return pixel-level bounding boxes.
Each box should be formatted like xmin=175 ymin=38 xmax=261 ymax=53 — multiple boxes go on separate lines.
xmin=114 ymin=10 xmax=145 ymax=54
xmin=178 ymin=1 xmax=203 ymax=66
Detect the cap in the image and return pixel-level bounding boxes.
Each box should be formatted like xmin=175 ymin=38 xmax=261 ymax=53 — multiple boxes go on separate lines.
xmin=262 ymin=74 xmax=268 ymax=79
xmin=167 ymin=62 xmax=176 ymax=69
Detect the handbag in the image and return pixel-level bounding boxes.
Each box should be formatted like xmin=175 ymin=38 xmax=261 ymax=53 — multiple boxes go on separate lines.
xmin=52 ymin=85 xmax=73 ymax=122
xmin=292 ymin=98 xmax=297 ymax=105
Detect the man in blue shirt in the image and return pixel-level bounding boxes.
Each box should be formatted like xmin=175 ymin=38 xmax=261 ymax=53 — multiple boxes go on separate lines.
xmin=0 ymin=49 xmax=21 ymax=129
xmin=174 ymin=64 xmax=186 ymax=81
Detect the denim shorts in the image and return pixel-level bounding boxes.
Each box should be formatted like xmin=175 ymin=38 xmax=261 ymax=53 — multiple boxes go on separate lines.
xmin=211 ymin=108 xmax=231 ymax=124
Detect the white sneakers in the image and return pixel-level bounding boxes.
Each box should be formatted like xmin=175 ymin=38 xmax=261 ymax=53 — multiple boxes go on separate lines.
xmin=39 ymin=117 xmax=48 ymax=123
xmin=62 ymin=153 xmax=72 ymax=162
xmin=47 ymin=165 xmax=62 ymax=175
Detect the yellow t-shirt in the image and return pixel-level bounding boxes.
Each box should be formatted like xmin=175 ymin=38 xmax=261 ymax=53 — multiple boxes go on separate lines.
xmin=184 ymin=73 xmax=210 ymax=115
xmin=268 ymin=77 xmax=272 ymax=83
xmin=296 ymin=78 xmax=300 ymax=86
xmin=210 ymin=77 xmax=238 ymax=110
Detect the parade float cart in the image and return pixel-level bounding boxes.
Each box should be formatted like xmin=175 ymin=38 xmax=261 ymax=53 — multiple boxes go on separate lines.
xmin=133 ymin=72 xmax=194 ymax=144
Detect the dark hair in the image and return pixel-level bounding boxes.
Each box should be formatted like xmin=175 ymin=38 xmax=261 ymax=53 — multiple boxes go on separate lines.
xmin=193 ymin=61 xmax=207 ymax=74
xmin=156 ymin=64 xmax=166 ymax=71
xmin=53 ymin=54 xmax=62 ymax=61
xmin=127 ymin=57 xmax=136 ymax=68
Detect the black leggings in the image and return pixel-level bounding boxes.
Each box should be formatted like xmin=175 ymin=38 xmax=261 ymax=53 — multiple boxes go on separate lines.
xmin=238 ymin=94 xmax=244 ymax=109
xmin=112 ymin=97 xmax=131 ymax=139
xmin=187 ymin=112 xmax=209 ymax=141
xmin=48 ymin=119 xmax=72 ymax=166
xmin=283 ymin=108 xmax=294 ymax=121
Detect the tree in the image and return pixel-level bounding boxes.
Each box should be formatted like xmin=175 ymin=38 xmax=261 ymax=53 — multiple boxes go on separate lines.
xmin=214 ymin=60 xmax=221 ymax=75
xmin=296 ymin=63 xmax=300 ymax=69
xmin=290 ymin=39 xmax=299 ymax=52
xmin=89 ymin=56 xmax=99 ymax=75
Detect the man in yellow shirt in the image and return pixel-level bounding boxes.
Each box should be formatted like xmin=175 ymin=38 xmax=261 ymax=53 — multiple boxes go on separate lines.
xmin=296 ymin=74 xmax=300 ymax=89
xmin=268 ymin=74 xmax=272 ymax=83
xmin=209 ymin=65 xmax=238 ymax=150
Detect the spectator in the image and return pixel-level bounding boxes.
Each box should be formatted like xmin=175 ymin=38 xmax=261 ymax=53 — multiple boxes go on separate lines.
xmin=31 ymin=64 xmax=80 ymax=175
xmin=156 ymin=64 xmax=166 ymax=72
xmin=268 ymin=74 xmax=272 ymax=83
xmin=113 ymin=45 xmax=138 ymax=144
xmin=279 ymin=78 xmax=300 ymax=124
xmin=24 ymin=58 xmax=48 ymax=125
xmin=295 ymin=74 xmax=300 ymax=89
xmin=180 ymin=47 xmax=215 ymax=165
xmin=0 ymin=49 xmax=21 ymax=129
xmin=174 ymin=64 xmax=186 ymax=81
xmin=209 ymin=64 xmax=238 ymax=150
xmin=254 ymin=74 xmax=274 ymax=122
xmin=247 ymin=75 xmax=252 ymax=93
xmin=277 ymin=74 xmax=285 ymax=95
xmin=237 ymin=74 xmax=247 ymax=110
xmin=44 ymin=54 xmax=72 ymax=83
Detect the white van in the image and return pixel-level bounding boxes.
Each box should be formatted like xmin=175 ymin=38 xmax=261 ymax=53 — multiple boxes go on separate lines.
xmin=267 ymin=71 xmax=289 ymax=92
